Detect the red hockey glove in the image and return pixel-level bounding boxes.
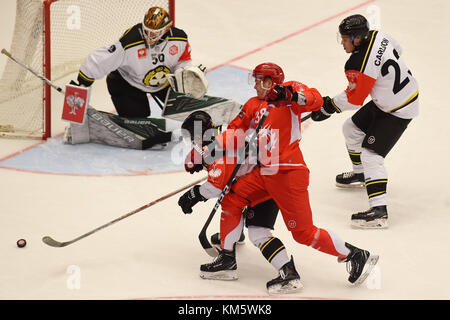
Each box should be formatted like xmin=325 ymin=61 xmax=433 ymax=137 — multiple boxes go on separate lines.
xmin=184 ymin=144 xmax=205 ymax=174
xmin=266 ymin=85 xmax=294 ymax=102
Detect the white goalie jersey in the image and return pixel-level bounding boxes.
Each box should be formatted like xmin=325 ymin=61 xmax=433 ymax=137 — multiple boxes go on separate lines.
xmin=77 ymin=24 xmax=192 ymax=93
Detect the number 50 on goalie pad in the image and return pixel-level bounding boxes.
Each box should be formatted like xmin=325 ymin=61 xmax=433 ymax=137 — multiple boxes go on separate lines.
xmin=61 ymin=84 xmax=90 ymax=124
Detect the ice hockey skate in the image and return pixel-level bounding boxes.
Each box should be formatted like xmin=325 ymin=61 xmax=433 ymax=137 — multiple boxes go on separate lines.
xmin=200 ymin=246 xmax=238 ymax=281
xmin=339 ymin=243 xmax=379 ymax=285
xmin=351 ymin=205 xmax=388 ymax=229
xmin=336 ymin=171 xmax=365 ymax=188
xmin=210 ymin=232 xmax=245 ymax=250
xmin=266 ymin=256 xmax=303 ymax=294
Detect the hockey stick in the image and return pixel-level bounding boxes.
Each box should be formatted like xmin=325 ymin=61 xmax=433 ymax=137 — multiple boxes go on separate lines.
xmin=198 ymin=107 xmax=274 ymax=257
xmin=198 ymin=111 xmax=312 ymax=257
xmin=1 ymin=48 xmax=64 ymax=93
xmin=42 ymin=176 xmax=207 ymax=248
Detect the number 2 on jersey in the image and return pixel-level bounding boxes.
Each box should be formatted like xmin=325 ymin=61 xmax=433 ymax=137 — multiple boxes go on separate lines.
xmin=381 ymin=49 xmax=410 ymax=94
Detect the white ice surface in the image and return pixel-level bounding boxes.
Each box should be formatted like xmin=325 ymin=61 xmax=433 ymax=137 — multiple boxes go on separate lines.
xmin=0 ymin=0 xmax=449 ymax=300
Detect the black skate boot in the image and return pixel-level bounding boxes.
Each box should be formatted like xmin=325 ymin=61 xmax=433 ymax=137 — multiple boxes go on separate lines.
xmin=210 ymin=231 xmax=245 ymax=250
xmin=339 ymin=243 xmax=379 ymax=285
xmin=200 ymin=246 xmax=238 ymax=280
xmin=266 ymin=256 xmax=303 ymax=294
xmin=336 ymin=171 xmax=365 ymax=188
xmin=351 ymin=205 xmax=388 ymax=229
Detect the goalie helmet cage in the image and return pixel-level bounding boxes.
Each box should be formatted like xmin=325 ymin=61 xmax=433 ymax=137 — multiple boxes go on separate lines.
xmin=0 ymin=0 xmax=175 ymax=140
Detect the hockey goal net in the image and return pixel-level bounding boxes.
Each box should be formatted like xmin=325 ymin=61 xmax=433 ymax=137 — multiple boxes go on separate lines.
xmin=0 ymin=0 xmax=175 ymax=139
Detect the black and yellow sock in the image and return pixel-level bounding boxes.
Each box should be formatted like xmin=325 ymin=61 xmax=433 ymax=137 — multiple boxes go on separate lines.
xmin=260 ymin=237 xmax=285 ymax=263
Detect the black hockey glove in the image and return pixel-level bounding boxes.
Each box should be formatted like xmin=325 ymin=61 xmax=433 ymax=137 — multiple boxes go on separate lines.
xmin=311 ymin=96 xmax=337 ymax=121
xmin=178 ymin=185 xmax=207 ymax=214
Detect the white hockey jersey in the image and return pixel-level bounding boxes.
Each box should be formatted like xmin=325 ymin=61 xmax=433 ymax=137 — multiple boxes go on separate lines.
xmin=332 ymin=30 xmax=419 ymax=119
xmin=77 ymin=24 xmax=192 ymax=93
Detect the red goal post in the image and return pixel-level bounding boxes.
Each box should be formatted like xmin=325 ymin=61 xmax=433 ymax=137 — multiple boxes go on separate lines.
xmin=0 ymin=0 xmax=175 ymax=140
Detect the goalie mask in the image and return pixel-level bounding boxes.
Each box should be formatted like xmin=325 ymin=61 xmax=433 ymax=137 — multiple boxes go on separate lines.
xmin=143 ymin=7 xmax=173 ymax=46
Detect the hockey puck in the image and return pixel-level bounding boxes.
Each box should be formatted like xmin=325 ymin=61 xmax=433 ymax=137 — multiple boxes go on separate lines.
xmin=17 ymin=239 xmax=27 ymax=248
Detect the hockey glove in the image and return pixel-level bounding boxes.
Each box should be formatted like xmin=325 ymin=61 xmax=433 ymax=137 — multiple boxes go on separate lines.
xmin=311 ymin=96 xmax=337 ymax=121
xmin=184 ymin=145 xmax=205 ymax=174
xmin=266 ymin=85 xmax=294 ymax=102
xmin=178 ymin=185 xmax=207 ymax=214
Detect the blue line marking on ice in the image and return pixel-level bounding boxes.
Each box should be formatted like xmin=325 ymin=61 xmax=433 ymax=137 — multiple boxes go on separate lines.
xmin=0 ymin=65 xmax=253 ymax=176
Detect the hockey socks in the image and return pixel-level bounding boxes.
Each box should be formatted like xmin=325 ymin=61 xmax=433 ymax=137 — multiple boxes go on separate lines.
xmin=260 ymin=237 xmax=290 ymax=271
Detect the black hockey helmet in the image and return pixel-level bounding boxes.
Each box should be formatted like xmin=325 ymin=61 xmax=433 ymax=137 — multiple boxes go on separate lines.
xmin=181 ymin=111 xmax=214 ymax=142
xmin=339 ymin=14 xmax=370 ymax=41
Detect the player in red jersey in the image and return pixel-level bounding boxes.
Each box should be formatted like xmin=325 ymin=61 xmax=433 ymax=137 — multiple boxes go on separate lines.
xmin=178 ymin=111 xmax=302 ymax=294
xmin=188 ymin=62 xmax=379 ymax=286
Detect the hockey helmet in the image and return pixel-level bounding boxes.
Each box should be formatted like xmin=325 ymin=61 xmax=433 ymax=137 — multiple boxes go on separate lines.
xmin=251 ymin=63 xmax=285 ymax=85
xmin=181 ymin=111 xmax=214 ymax=142
xmin=339 ymin=14 xmax=370 ymax=40
xmin=142 ymin=7 xmax=173 ymax=45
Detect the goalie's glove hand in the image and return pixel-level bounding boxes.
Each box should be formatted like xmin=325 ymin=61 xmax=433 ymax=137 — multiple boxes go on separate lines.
xmin=178 ymin=185 xmax=207 ymax=214
xmin=184 ymin=145 xmax=205 ymax=174
xmin=265 ymin=85 xmax=295 ymax=102
xmin=311 ymin=96 xmax=337 ymax=121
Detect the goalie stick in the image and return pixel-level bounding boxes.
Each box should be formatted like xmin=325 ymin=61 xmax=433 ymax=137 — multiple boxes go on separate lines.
xmin=198 ymin=111 xmax=312 ymax=257
xmin=42 ymin=176 xmax=207 ymax=248
xmin=2 ymin=48 xmax=64 ymax=93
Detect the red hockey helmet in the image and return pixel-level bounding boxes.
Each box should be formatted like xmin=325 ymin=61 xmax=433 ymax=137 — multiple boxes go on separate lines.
xmin=252 ymin=63 xmax=285 ymax=85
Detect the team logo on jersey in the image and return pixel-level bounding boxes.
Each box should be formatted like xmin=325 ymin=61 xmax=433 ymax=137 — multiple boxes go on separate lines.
xmin=345 ymin=71 xmax=359 ymax=92
xmin=169 ymin=45 xmax=178 ymax=55
xmin=143 ymin=66 xmax=171 ymax=87
xmin=367 ymin=136 xmax=376 ymax=144
xmin=208 ymin=168 xmax=222 ymax=179
xmin=108 ymin=45 xmax=116 ymax=53
xmin=259 ymin=124 xmax=278 ymax=152
xmin=138 ymin=48 xmax=147 ymax=59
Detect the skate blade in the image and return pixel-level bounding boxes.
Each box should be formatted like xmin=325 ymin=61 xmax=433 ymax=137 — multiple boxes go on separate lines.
xmin=351 ymin=218 xmax=388 ymax=229
xmin=354 ymin=254 xmax=379 ymax=286
xmin=336 ymin=182 xmax=365 ymax=188
xmin=267 ymin=279 xmax=303 ymax=295
xmin=199 ymin=270 xmax=238 ymax=281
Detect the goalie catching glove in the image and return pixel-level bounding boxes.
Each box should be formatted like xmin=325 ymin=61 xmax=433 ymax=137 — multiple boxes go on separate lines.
xmin=178 ymin=185 xmax=207 ymax=214
xmin=167 ymin=64 xmax=209 ymax=99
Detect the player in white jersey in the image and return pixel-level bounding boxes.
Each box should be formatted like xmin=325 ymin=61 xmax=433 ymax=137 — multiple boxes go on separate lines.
xmin=74 ymin=7 xmax=192 ymax=117
xmin=311 ymin=14 xmax=419 ymax=228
